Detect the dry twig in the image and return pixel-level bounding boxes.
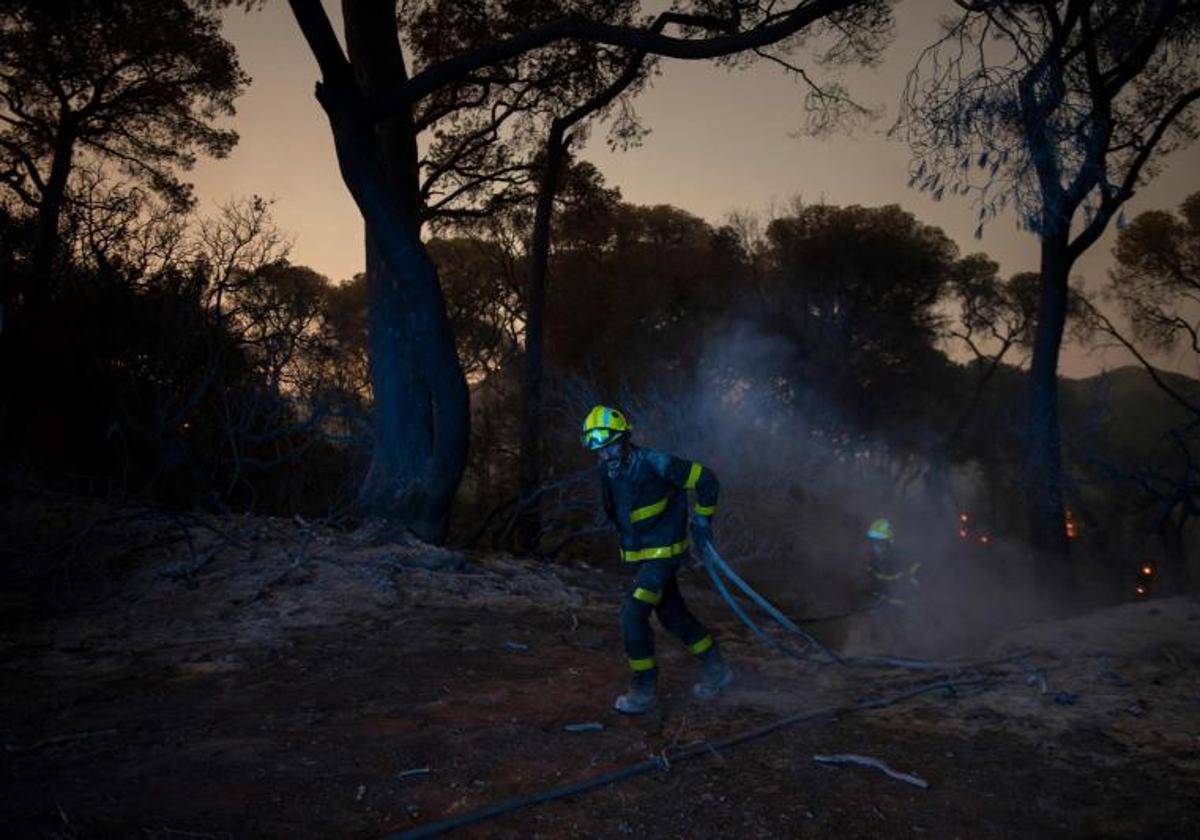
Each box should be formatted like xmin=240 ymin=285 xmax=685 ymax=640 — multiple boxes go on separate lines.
xmin=813 ymin=753 xmax=929 ymax=788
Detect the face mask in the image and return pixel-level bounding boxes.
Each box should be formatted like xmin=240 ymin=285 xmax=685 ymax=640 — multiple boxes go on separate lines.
xmin=604 ymin=455 xmax=624 ymax=479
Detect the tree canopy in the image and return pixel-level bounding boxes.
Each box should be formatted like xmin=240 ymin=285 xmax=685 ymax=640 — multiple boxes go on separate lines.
xmin=0 ymin=0 xmax=248 ymax=305
xmin=895 ymin=0 xmax=1200 ymax=564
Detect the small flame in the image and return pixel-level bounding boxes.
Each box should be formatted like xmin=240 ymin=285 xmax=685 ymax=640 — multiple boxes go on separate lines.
xmin=1141 ymin=565 xmax=1153 ymax=576
xmin=959 ymin=513 xmax=969 ymax=522
xmin=1135 ymin=584 xmax=1147 ymax=596
xmin=979 ymin=533 xmax=990 ymax=545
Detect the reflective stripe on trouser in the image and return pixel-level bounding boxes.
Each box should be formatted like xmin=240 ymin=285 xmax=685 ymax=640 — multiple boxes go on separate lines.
xmin=870 ymin=561 xmax=920 ymax=608
xmin=633 ymin=587 xmax=662 ymax=605
xmin=621 ymin=539 xmax=689 ymax=563
xmin=621 ymin=559 xmax=712 ymax=669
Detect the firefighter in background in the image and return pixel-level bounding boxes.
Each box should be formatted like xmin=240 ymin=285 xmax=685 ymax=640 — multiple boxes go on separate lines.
xmin=582 ymin=405 xmax=733 ymax=715
xmin=865 ymin=518 xmax=921 ymax=609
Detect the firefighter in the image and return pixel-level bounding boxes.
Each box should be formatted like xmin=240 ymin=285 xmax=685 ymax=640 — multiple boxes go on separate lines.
xmin=582 ymin=405 xmax=733 ymax=714
xmin=865 ymin=518 xmax=920 ymax=609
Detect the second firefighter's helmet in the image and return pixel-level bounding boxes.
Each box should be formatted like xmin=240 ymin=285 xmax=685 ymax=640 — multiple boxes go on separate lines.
xmin=867 ymin=518 xmax=894 ymax=542
xmin=581 ymin=405 xmax=630 ymax=450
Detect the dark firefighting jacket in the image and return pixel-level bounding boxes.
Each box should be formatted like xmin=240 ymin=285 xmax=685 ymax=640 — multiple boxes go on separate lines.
xmin=867 ymin=546 xmax=921 ymax=607
xmin=600 ymin=446 xmax=719 ymax=562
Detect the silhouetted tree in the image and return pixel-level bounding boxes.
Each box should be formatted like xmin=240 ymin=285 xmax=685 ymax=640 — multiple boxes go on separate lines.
xmin=513 ymin=3 xmax=888 ymax=551
xmin=0 ymin=0 xmax=247 ymax=309
xmin=430 ymin=236 xmax=524 ymax=380
xmin=0 ymin=177 xmax=368 ymax=513
xmin=516 ymin=13 xmax=656 ymax=553
xmin=896 ymin=0 xmax=1200 ymax=567
xmin=755 ymin=202 xmax=955 ymax=443
xmin=549 ymin=201 xmax=735 ymax=390
xmin=920 ymin=257 xmax=1034 ymax=507
xmin=286 ymin=0 xmax=893 ymax=543
xmin=1082 ymin=192 xmax=1200 ymax=590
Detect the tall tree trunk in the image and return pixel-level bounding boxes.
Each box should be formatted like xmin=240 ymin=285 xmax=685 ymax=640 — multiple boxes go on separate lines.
xmin=515 ymin=131 xmax=568 ymax=553
xmin=357 ymin=233 xmax=429 ymax=513
xmin=293 ymin=0 xmax=469 ymax=543
xmin=509 ymin=29 xmax=658 ymax=552
xmin=2 ymin=121 xmax=74 ymax=464
xmin=1025 ymin=234 xmax=1073 ymax=569
xmin=29 ymin=120 xmax=76 ymax=302
xmin=1158 ymin=504 xmax=1191 ymax=594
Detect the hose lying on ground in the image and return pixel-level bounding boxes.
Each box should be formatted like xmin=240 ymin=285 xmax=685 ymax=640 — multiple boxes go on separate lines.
xmin=699 ymin=540 xmax=1025 ymax=673
xmin=390 ymin=675 xmax=989 ymax=839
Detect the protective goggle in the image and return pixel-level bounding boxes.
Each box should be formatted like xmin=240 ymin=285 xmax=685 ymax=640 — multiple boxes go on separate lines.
xmin=581 ymin=427 xmax=622 ymax=450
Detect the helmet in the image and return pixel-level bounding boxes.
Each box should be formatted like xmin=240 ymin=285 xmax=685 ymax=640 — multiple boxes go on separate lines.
xmin=867 ymin=518 xmax=894 ymax=541
xmin=581 ymin=405 xmax=630 ymax=450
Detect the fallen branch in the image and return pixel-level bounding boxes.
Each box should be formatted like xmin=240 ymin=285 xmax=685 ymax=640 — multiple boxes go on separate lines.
xmin=249 ymin=531 xmax=315 ymax=602
xmin=813 ymin=753 xmax=929 ymax=789
xmin=160 ymin=535 xmax=240 ymax=582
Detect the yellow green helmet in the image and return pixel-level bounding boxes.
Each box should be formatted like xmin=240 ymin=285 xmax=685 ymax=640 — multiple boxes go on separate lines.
xmin=867 ymin=518 xmax=894 ymax=541
xmin=581 ymin=405 xmax=630 ymax=450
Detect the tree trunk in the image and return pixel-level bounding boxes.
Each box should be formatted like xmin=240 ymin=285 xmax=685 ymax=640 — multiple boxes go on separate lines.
xmin=1025 ymin=234 xmax=1073 ymax=571
xmin=1158 ymin=504 xmax=1192 ymax=594
xmin=515 ymin=131 xmax=568 ymax=553
xmin=293 ymin=0 xmax=469 ymax=543
xmin=29 ymin=120 xmax=76 ymax=301
xmin=356 ymin=233 xmax=429 ymax=513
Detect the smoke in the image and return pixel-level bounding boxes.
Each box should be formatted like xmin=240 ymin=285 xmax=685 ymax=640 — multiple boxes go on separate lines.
xmin=600 ymin=319 xmax=1054 ymax=659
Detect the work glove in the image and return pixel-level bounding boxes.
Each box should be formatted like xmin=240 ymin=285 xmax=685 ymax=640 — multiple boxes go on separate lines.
xmin=689 ymin=513 xmax=713 ymax=548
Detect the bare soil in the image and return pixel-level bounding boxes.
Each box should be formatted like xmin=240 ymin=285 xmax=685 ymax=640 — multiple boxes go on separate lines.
xmin=2 ymin=501 xmax=1199 ymax=838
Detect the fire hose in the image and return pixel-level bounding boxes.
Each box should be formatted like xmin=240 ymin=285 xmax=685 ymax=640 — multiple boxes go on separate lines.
xmin=391 ymin=538 xmax=1030 ymax=837
xmin=391 ymin=675 xmax=987 ymax=839
xmin=697 ymin=539 xmax=839 ymax=663
xmin=697 ymin=538 xmax=994 ymax=673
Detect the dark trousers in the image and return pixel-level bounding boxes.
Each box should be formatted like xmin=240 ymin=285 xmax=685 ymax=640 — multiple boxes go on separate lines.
xmin=620 ymin=559 xmax=713 ymax=672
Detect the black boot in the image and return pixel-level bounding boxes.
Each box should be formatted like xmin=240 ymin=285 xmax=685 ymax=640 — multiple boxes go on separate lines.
xmin=614 ymin=669 xmax=657 ymax=714
xmin=692 ymin=650 xmax=733 ymax=700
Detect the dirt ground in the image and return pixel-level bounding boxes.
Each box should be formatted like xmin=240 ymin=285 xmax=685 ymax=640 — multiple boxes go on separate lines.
xmin=2 ymin=502 xmax=1199 ymax=838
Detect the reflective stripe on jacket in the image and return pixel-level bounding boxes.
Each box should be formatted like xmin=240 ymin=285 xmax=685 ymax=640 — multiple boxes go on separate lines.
xmin=601 ymin=446 xmax=719 ymax=562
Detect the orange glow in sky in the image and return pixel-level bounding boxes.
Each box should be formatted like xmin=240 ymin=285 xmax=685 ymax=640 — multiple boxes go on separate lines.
xmin=191 ymin=3 xmax=1200 ymax=378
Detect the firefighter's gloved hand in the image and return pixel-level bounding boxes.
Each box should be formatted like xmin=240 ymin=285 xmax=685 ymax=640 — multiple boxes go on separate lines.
xmin=689 ymin=513 xmax=713 ymax=547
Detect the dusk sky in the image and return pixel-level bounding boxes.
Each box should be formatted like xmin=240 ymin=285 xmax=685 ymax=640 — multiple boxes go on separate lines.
xmin=191 ymin=1 xmax=1200 ymax=378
